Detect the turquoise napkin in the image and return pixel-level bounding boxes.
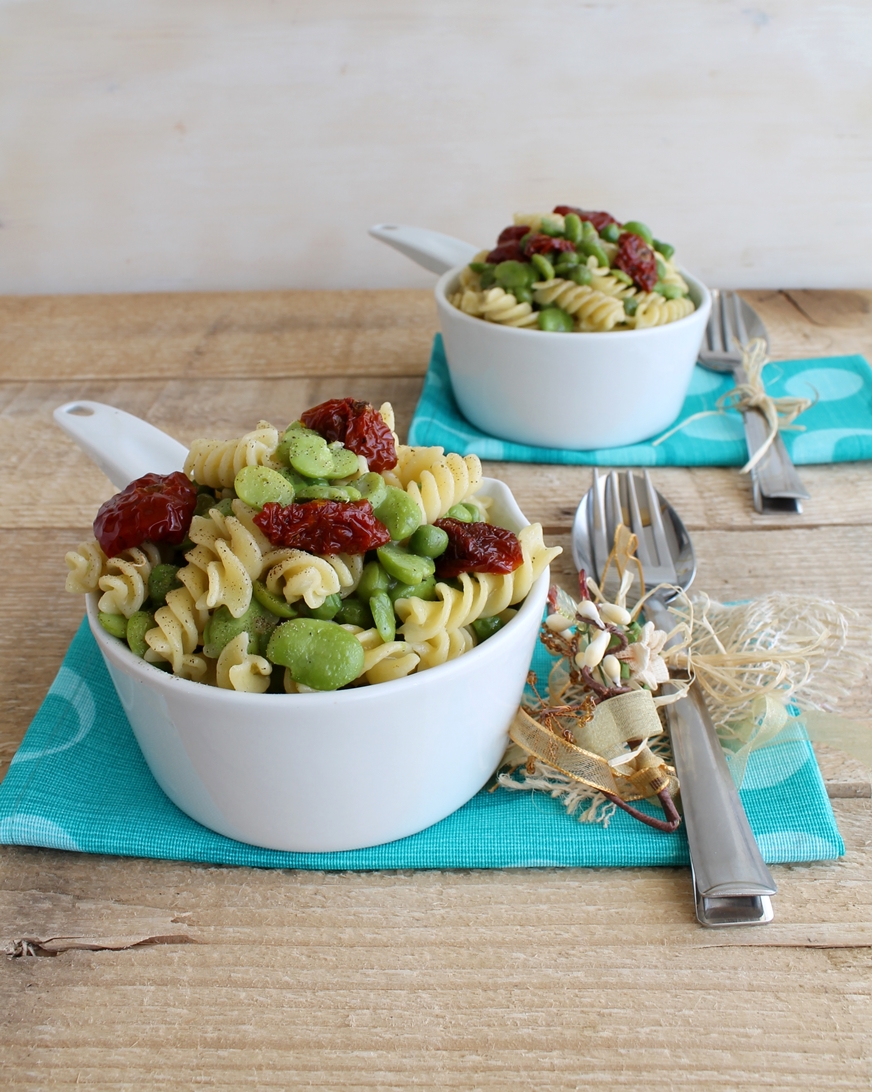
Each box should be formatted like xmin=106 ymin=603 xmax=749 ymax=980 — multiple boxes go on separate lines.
xmin=409 ymin=336 xmax=872 ymax=466
xmin=0 ymin=617 xmax=843 ymax=870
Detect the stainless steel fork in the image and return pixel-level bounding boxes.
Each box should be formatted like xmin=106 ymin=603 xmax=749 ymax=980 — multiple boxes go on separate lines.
xmin=585 ymin=469 xmax=777 ymax=926
xmin=698 ymin=290 xmax=810 ymax=514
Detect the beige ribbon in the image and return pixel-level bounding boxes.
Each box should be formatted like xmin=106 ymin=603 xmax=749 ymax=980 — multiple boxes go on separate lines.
xmin=653 ymin=337 xmax=813 ymax=470
xmin=509 ymin=689 xmax=678 ymax=801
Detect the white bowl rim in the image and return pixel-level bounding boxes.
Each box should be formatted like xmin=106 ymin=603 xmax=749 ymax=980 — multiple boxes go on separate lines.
xmin=87 ymin=476 xmax=549 ymax=706
xmin=435 ymin=263 xmax=712 ymax=339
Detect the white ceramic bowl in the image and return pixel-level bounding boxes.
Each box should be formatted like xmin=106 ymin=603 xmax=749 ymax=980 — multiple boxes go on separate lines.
xmin=86 ymin=478 xmax=549 ymax=853
xmin=435 ymin=267 xmax=712 ymax=450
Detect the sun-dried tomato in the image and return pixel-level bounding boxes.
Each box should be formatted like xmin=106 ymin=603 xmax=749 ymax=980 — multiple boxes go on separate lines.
xmin=93 ymin=472 xmax=199 ymax=558
xmin=433 ymin=518 xmax=523 ymax=579
xmin=614 ymin=231 xmax=658 ymax=292
xmin=254 ymin=499 xmax=391 ymax=556
xmin=521 ymin=233 xmax=576 ymax=258
xmin=496 ymin=224 xmax=530 ymax=245
xmin=553 ymin=206 xmax=617 ymax=232
xmin=486 ymin=241 xmax=524 ymax=264
xmin=300 ymin=397 xmax=397 ymax=472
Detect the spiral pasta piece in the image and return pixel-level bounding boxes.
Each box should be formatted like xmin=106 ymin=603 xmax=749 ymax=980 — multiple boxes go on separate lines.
xmin=184 ymin=421 xmax=280 ymax=490
xmin=383 ymin=445 xmax=483 ymax=523
xmin=589 ymin=269 xmax=636 ymax=299
xmin=65 ymin=538 xmax=107 ymax=594
xmin=262 ymin=549 xmax=342 ymax=609
xmin=413 ymin=627 xmax=476 ymax=671
xmin=97 ymin=543 xmax=161 ymax=618
xmin=144 ymin=586 xmax=208 ymax=680
xmin=634 ymin=295 xmax=695 ymax=328
xmin=180 ymin=504 xmax=266 ymax=619
xmin=477 ymin=287 xmax=539 ymax=328
xmin=533 ymin=280 xmax=625 ymax=332
xmin=215 ymin=632 xmax=272 ymax=693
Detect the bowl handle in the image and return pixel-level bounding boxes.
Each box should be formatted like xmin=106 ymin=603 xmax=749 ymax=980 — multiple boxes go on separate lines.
xmin=368 ymin=224 xmax=479 ymax=275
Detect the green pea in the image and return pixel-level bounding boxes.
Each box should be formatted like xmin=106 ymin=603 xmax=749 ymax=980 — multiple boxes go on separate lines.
xmin=494 ymin=260 xmax=536 ymax=290
xmin=469 ymin=262 xmax=494 ymax=274
xmin=388 ymin=575 xmax=438 ymax=604
xmin=578 ymin=240 xmax=609 ymax=269
xmin=278 ymin=427 xmax=335 ymax=478
xmin=472 ymin=615 xmax=507 ymax=642
xmin=654 ymin=239 xmax=675 ymax=260
xmin=376 ymin=544 xmax=436 ymax=585
xmin=148 ymin=563 xmax=182 ymax=607
xmin=354 ymin=472 xmax=388 ymax=510
xmin=369 ymin=590 xmax=396 ymax=644
xmin=445 ymin=502 xmax=479 ymax=522
xmin=600 ymin=222 xmax=621 ymax=244
xmin=203 ymin=599 xmax=280 ymax=659
xmin=334 ymin=596 xmax=373 ymax=628
xmin=235 ymin=465 xmax=296 ymax=511
xmin=252 ymin=579 xmax=298 ymax=619
xmin=126 ymin=610 xmax=155 ymax=658
xmin=194 ymin=492 xmax=218 ymax=518
xmin=538 ymin=307 xmax=574 ymax=333
xmin=567 ymin=265 xmax=593 ymax=286
xmin=531 ymin=254 xmax=555 ymax=281
xmin=539 ymin=215 xmax=564 ymax=237
xmin=98 ymin=611 xmax=127 ymax=640
xmin=307 ymin=593 xmax=343 ymax=621
xmin=358 ymin=559 xmax=391 ymax=601
xmin=266 ymin=618 xmax=365 ymax=691
xmin=408 ymin=524 xmax=449 ymax=558
xmin=623 ymin=297 xmax=639 ymax=317
xmin=554 ymin=251 xmax=581 ymax=272
xmin=373 ymin=486 xmax=422 ymax=541
xmin=622 ymin=220 xmax=653 ymax=246
xmin=325 ymin=444 xmax=360 ymax=480
xmin=563 ymin=212 xmax=583 ymax=244
xmin=654 ymin=282 xmax=686 ymax=300
xmin=610 ymin=269 xmax=633 ymax=286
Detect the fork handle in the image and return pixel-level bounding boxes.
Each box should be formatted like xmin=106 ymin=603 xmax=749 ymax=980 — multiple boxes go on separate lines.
xmin=733 ymin=364 xmax=810 ymax=508
xmin=646 ymin=598 xmax=777 ymax=923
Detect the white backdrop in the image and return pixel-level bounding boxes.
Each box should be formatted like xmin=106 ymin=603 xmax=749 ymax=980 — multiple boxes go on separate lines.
xmin=1 ymin=0 xmax=870 ymax=295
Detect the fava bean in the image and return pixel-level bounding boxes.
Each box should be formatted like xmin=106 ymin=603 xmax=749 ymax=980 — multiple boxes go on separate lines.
xmin=495 ymin=260 xmax=536 ymax=291
xmin=445 ymin=502 xmax=479 ymax=522
xmin=578 ymin=240 xmax=609 ymax=269
xmin=653 ymin=239 xmax=675 ymax=260
xmin=568 ymin=265 xmax=593 ymax=286
xmin=471 ymin=615 xmax=506 ymax=642
xmin=655 ymin=256 xmax=667 ymax=279
xmin=581 ymin=220 xmax=598 ymax=243
xmin=469 ymin=261 xmax=494 ymax=274
xmin=539 ymin=215 xmax=564 ymax=237
xmin=295 ymin=484 xmax=357 ymax=502
xmin=388 ymin=575 xmax=437 ymax=603
xmin=623 ymin=297 xmax=639 ymax=317
xmin=376 ymin=543 xmax=435 ymax=585
xmin=538 ymin=307 xmax=574 ymax=333
xmin=600 ymin=222 xmax=621 ymax=244
xmin=326 ymin=443 xmax=360 ymax=479
xmin=408 ymin=524 xmax=449 ymax=558
xmin=610 ymin=269 xmax=633 ymax=286
xmin=358 ymin=559 xmax=391 ymax=601
xmin=235 ymin=465 xmax=296 ymax=510
xmin=279 ymin=427 xmax=336 ymax=478
xmin=563 ymin=212 xmax=583 ymax=244
xmin=266 ymin=618 xmax=365 ymax=691
xmin=513 ymin=286 xmax=533 ymax=304
xmin=354 ymin=471 xmax=388 ymax=510
xmin=148 ymin=563 xmax=182 ymax=607
xmin=252 ymin=579 xmax=298 ymax=619
xmin=99 ymin=611 xmax=127 ymax=640
xmin=334 ymin=596 xmax=373 ymax=628
xmin=622 ymin=220 xmax=653 ymax=246
xmin=373 ymin=486 xmax=422 ymax=541
xmin=306 ymin=593 xmax=343 ymax=621
xmin=212 ymin=497 xmax=235 ymax=517
xmin=654 ymin=282 xmax=686 ymax=300
xmin=126 ymin=610 xmax=155 ymax=657
xmin=194 ymin=492 xmax=218 ymax=518
xmin=554 ymin=250 xmax=580 ymax=272
xmin=479 ymin=267 xmax=497 ymax=289
xmin=369 ymin=590 xmax=396 ymax=644
xmin=203 ymin=599 xmax=280 ymax=659
xmin=531 ymin=254 xmax=555 ymax=281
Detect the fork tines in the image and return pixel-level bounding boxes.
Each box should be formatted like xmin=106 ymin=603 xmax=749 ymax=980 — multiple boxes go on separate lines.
xmin=591 ymin=468 xmax=677 ymax=591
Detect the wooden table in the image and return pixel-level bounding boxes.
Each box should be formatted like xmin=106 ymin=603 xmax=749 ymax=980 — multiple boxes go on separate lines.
xmin=1 ymin=288 xmax=871 ymax=1089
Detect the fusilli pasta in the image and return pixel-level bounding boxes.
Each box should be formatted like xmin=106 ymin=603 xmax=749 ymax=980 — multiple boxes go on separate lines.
xmin=184 ymin=421 xmax=280 ymax=490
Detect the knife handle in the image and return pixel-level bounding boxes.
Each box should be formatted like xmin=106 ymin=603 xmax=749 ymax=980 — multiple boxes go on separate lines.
xmin=646 ymin=599 xmax=777 ymax=926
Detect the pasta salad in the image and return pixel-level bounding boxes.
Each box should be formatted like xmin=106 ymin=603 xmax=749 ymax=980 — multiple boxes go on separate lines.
xmin=66 ymin=399 xmax=561 ymax=694
xmin=450 ymin=205 xmax=695 ymax=333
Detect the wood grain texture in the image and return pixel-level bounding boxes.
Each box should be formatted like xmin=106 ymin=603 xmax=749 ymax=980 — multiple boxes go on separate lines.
xmin=1 ymin=288 xmax=871 ymax=1089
